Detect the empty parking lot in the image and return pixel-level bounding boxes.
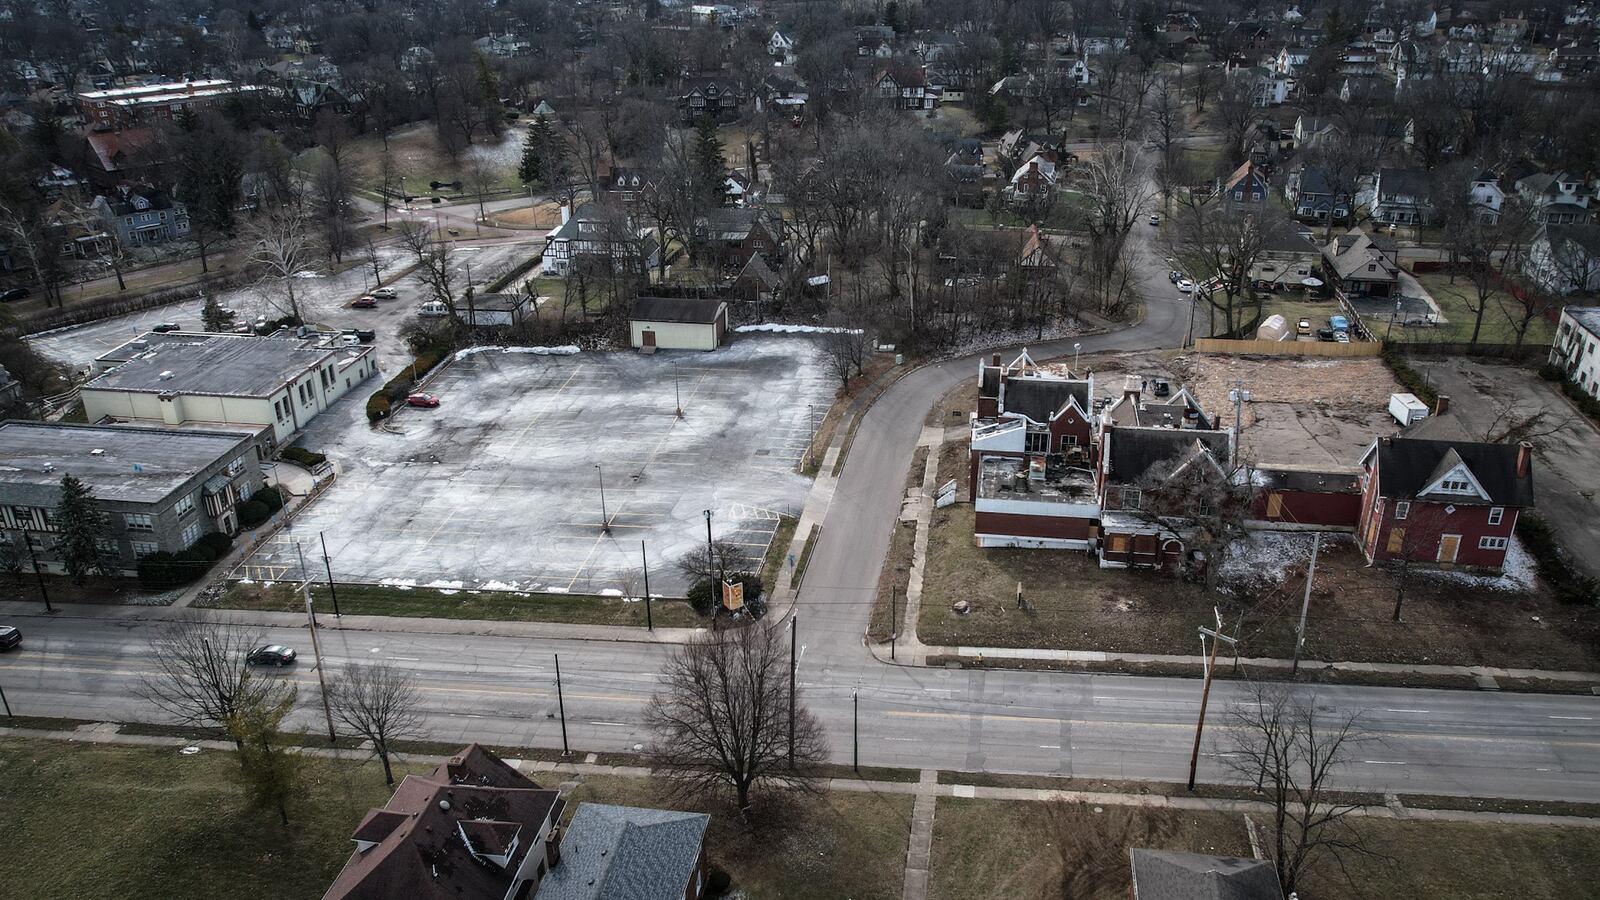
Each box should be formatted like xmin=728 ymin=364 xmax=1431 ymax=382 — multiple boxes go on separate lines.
xmin=238 ymin=336 xmax=834 ymax=595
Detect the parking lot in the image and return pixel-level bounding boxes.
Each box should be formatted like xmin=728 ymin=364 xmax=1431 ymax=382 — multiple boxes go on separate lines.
xmin=237 ymin=336 xmax=833 ymax=595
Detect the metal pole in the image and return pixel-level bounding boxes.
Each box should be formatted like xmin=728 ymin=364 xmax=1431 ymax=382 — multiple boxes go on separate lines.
xmin=641 ymin=541 xmax=653 ymax=631
xmin=319 ymin=531 xmax=340 ymax=618
xmin=890 ymin=586 xmax=897 ymax=660
xmin=1187 ymin=631 xmax=1222 ymax=791
xmin=1073 ymin=342 xmax=1081 ymax=371
xmin=674 ymin=370 xmax=682 ymax=418
xmin=0 ymin=677 xmax=12 ymax=719
xmin=554 ymin=653 xmax=570 ymax=757
xmin=852 ymin=689 xmax=859 ymax=773
xmin=596 ymin=465 xmax=609 ymax=533
xmin=807 ymin=404 xmax=815 ymax=469
xmin=788 ymin=613 xmax=797 ymax=769
xmin=1292 ymin=532 xmax=1321 ymax=676
xmin=298 ymin=546 xmax=337 ymax=746
xmin=23 ymin=534 xmax=52 ymax=613
xmin=703 ymin=509 xmax=713 ymax=580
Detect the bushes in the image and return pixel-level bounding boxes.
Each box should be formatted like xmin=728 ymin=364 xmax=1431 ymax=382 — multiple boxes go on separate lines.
xmin=280 ymin=446 xmax=326 ymax=468
xmin=237 ymin=500 xmax=271 ymax=529
xmin=136 ymin=530 xmax=233 ymax=589
xmin=251 ymin=485 xmax=284 ymax=513
xmin=1380 ymin=346 xmax=1439 ymax=407
xmin=686 ymin=572 xmax=765 ymax=618
xmin=366 ymin=350 xmax=445 ymax=422
xmin=1516 ymin=514 xmax=1600 ymax=606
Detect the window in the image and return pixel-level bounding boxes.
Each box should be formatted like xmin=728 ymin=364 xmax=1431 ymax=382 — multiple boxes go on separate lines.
xmin=1439 ymin=478 xmax=1470 ymax=492
xmin=226 ymin=456 xmax=245 ymax=477
xmin=1488 ymin=507 xmax=1504 ymax=526
xmin=125 ymin=513 xmax=154 ymax=531
xmin=96 ymin=538 xmax=119 ymax=556
xmin=1122 ymin=488 xmax=1142 ymax=510
xmin=1060 ymin=435 xmax=1078 ymax=450
xmin=1393 ymin=501 xmax=1409 ymax=520
xmin=174 ymin=495 xmax=195 ymax=517
xmin=1479 ymin=536 xmax=1509 ymax=550
xmin=1025 ymin=431 xmax=1049 ymax=453
xmin=131 ymin=541 xmax=159 ymax=558
xmin=180 ymin=522 xmax=203 ymax=547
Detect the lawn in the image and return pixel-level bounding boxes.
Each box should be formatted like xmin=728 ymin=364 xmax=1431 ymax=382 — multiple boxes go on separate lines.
xmin=929 ymin=798 xmax=1249 ymax=900
xmin=760 ymin=514 xmax=799 ymax=591
xmin=1259 ymin=293 xmax=1344 ymax=335
xmin=928 ymin=796 xmax=1600 ymax=900
xmin=0 ymin=737 xmax=426 ymax=900
xmin=208 ymin=581 xmax=704 ymax=629
xmin=330 ymin=122 xmax=529 ymax=201
xmin=1402 ymin=272 xmax=1556 ymax=345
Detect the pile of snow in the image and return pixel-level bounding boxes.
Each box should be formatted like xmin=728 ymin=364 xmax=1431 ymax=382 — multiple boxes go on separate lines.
xmin=480 ymin=580 xmax=522 ymax=592
xmin=735 ymin=323 xmax=863 ymax=335
xmin=938 ymin=320 xmax=1085 ymax=360
xmin=1424 ymin=534 xmax=1537 ymax=592
xmin=453 ymin=344 xmax=582 ymax=361
xmin=1217 ymin=532 xmax=1324 ymax=594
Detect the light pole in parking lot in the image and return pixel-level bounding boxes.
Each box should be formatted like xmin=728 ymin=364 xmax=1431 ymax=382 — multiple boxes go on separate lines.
xmin=1073 ymin=342 xmax=1081 ymax=372
xmin=595 ymin=465 xmax=610 ymax=533
xmin=703 ymin=509 xmax=714 ymax=582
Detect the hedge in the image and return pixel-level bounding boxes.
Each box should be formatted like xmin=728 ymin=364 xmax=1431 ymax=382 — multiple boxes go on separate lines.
xmin=237 ymin=500 xmax=271 ymax=528
xmin=136 ymin=530 xmax=234 ymax=589
xmin=281 ymin=446 xmax=326 ymax=467
xmin=366 ymin=350 xmax=445 ymax=422
xmin=686 ymin=572 xmax=765 ymax=618
xmin=1541 ymin=364 xmax=1600 ymax=425
xmin=1515 ymin=514 xmax=1599 ymax=606
xmin=1380 ymin=346 xmax=1439 ymax=407
xmin=251 ymin=484 xmax=284 ymax=513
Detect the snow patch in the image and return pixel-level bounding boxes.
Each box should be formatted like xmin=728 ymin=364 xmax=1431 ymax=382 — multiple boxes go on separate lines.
xmin=1424 ymin=534 xmax=1537 ymax=593
xmin=381 ymin=578 xmax=418 ymax=587
xmin=599 ymin=588 xmax=623 ymax=596
xmin=735 ymin=323 xmax=863 ymax=335
xmin=424 ymin=579 xmax=464 ymax=590
xmin=480 ymin=580 xmax=522 ymax=592
xmin=453 ymin=344 xmax=582 ymax=361
xmin=1218 ymin=532 xmax=1323 ymax=593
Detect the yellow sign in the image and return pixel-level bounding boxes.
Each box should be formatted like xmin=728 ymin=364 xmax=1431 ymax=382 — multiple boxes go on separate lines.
xmin=722 ymin=580 xmax=744 ymax=611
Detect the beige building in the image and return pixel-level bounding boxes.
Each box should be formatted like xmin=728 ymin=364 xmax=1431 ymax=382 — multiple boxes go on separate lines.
xmin=629 ymin=297 xmax=729 ymax=352
xmin=81 ymin=332 xmax=377 ymax=448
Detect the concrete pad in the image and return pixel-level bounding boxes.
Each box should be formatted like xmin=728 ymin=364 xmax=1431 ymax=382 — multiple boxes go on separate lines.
xmin=240 ymin=337 xmax=834 ymax=595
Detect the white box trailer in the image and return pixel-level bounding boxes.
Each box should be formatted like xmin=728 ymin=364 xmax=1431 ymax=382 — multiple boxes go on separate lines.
xmin=1389 ymin=392 xmax=1429 ymax=426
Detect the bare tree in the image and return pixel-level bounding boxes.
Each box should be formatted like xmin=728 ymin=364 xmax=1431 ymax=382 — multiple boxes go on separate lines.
xmin=1163 ymin=197 xmax=1272 ymax=335
xmin=329 ymin=661 xmax=425 ymax=785
xmin=139 ymin=617 xmax=297 ymax=749
xmin=1222 ymin=685 xmax=1372 ymax=895
xmin=821 ymin=318 xmax=869 ymax=390
xmin=397 ymin=219 xmax=458 ymax=315
xmin=1039 ymin=800 xmax=1177 ymax=898
xmin=1132 ymin=453 xmax=1252 ymax=589
xmin=246 ymin=205 xmax=319 ymax=322
xmin=1078 ymin=142 xmax=1152 ymax=316
xmin=646 ymin=622 xmax=828 ymax=817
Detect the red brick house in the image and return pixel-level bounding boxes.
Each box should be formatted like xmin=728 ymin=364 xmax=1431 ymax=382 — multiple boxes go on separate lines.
xmin=1356 ymin=437 xmax=1535 ymax=571
xmin=694 ymin=207 xmax=781 ymax=271
xmin=1096 ymin=425 xmax=1233 ymax=570
xmin=1245 ymin=463 xmax=1364 ymax=530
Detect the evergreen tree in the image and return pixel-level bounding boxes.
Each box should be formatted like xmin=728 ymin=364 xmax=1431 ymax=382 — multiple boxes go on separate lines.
xmin=518 ymin=115 xmax=567 ymax=189
xmin=518 ymin=120 xmax=544 ymax=185
xmin=55 ymin=473 xmax=108 ymax=580
xmin=693 ymin=116 xmax=728 ymax=202
xmin=201 ymin=294 xmax=233 ymax=332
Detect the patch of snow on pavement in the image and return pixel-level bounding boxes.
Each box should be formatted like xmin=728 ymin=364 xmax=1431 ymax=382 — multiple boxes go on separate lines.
xmin=425 ymin=579 xmax=464 ymax=589
xmin=480 ymin=580 xmax=522 ymax=592
xmin=454 ymin=345 xmax=582 ymax=361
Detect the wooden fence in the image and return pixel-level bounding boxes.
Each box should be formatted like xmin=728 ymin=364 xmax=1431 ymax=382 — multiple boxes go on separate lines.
xmin=1194 ymin=338 xmax=1385 ymax=357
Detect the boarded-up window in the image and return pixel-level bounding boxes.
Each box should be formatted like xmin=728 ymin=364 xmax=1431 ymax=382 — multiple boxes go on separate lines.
xmin=1108 ymin=535 xmax=1128 ymax=552
xmin=1266 ymin=493 xmax=1283 ymax=519
xmin=1386 ymin=527 xmax=1405 ymax=554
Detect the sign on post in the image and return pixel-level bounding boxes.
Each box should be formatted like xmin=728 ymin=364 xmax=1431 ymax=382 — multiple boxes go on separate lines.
xmin=722 ymin=580 xmax=744 ymax=611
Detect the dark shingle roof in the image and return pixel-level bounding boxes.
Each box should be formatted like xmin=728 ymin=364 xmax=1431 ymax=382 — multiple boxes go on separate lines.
xmin=534 ymin=804 xmax=710 ymax=900
xmin=1107 ymin=427 xmax=1231 ymax=483
xmin=1129 ymin=849 xmax=1282 ymax=900
xmin=631 ymin=297 xmax=726 ymax=325
xmin=1368 ymin=436 xmax=1534 ymax=507
xmin=1001 ymin=378 xmax=1089 ymax=424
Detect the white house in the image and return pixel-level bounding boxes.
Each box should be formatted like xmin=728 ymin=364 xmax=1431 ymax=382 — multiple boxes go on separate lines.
xmin=1525 ymin=224 xmax=1600 ymax=294
xmin=629 ymin=297 xmax=728 ymax=352
xmin=768 ymin=30 xmax=796 ymax=62
xmin=1470 ymin=171 xmax=1506 ymax=222
xmin=1549 ymin=307 xmax=1600 ymax=399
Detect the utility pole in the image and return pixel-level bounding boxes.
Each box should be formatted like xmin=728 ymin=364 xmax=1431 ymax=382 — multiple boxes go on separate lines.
xmin=0 ymin=675 xmax=12 ymax=720
xmin=640 ymin=541 xmax=653 ymax=631
xmin=1188 ymin=610 xmax=1237 ymax=792
xmin=23 ymin=534 xmax=52 ymax=613
xmin=554 ymin=653 xmax=570 ymax=757
xmin=319 ymin=531 xmax=340 ymax=618
xmin=298 ymin=545 xmax=337 ymax=746
xmin=852 ymin=688 xmax=859 ymax=773
xmin=1292 ymin=532 xmax=1322 ymax=676
xmin=702 ymin=509 xmax=713 ymax=581
xmin=889 ymin=586 xmax=897 ymax=661
xmin=595 ymin=465 xmax=609 ymax=533
xmin=788 ymin=612 xmax=797 ymax=769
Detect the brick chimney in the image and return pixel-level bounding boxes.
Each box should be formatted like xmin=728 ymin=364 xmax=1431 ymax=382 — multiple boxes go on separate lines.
xmin=991 ymin=353 xmax=1001 ymax=366
xmin=1517 ymin=441 xmax=1532 ymax=479
xmin=1434 ymin=394 xmax=1450 ymax=416
xmin=558 ymin=201 xmax=570 ymax=225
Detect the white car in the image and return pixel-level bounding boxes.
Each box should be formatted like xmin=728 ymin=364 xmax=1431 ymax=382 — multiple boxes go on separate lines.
xmin=371 ymin=287 xmax=398 ymax=299
xmin=1176 ymin=279 xmax=1194 ymax=293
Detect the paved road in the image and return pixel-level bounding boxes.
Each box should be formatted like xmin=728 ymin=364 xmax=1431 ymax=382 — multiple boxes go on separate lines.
xmin=6 ymin=188 xmax=1600 ymax=802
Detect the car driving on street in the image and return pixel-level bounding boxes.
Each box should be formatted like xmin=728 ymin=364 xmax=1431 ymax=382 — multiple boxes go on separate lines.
xmin=246 ymin=645 xmax=297 ymax=666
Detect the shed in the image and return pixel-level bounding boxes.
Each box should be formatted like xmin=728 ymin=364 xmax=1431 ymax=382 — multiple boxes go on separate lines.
xmin=1255 ymin=313 xmax=1291 ymax=341
xmin=629 ymin=297 xmax=729 ymax=352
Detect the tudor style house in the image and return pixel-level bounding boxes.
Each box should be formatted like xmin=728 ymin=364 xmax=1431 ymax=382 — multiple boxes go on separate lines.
xmin=1356 ymin=436 xmax=1534 ymax=571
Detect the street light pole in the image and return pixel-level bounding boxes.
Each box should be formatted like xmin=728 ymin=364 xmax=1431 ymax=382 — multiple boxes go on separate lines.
xmin=554 ymin=653 xmax=570 ymax=757
xmin=788 ymin=612 xmax=797 ymax=769
xmin=1292 ymin=532 xmax=1322 ymax=676
xmin=298 ymin=545 xmax=337 ymax=746
xmin=640 ymin=540 xmax=653 ymax=631
xmin=319 ymin=531 xmax=340 ymax=618
xmin=703 ymin=509 xmax=714 ymax=581
xmin=890 ymin=586 xmax=897 ymax=660
xmin=22 ymin=533 xmax=52 ymax=613
xmin=595 ymin=465 xmax=609 ymax=533
xmin=1073 ymin=342 xmax=1081 ymax=372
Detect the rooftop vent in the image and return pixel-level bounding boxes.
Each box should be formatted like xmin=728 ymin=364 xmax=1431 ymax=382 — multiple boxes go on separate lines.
xmin=89 ymin=449 xmax=105 ymax=456
xmin=158 ymin=370 xmax=174 ymax=380
xmin=439 ymin=800 xmax=451 ymax=811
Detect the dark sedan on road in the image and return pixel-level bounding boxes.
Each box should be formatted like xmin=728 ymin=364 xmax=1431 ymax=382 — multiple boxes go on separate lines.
xmin=0 ymin=625 xmax=20 ymax=650
xmin=0 ymin=288 xmax=29 ymax=303
xmin=246 ymin=645 xmax=297 ymax=666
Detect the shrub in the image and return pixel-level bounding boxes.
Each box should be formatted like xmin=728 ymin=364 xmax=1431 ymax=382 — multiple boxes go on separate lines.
xmin=1380 ymin=347 xmax=1439 ymax=407
xmin=685 ymin=571 xmax=765 ymax=618
xmin=137 ymin=551 xmax=177 ymax=588
xmin=195 ymin=531 xmax=233 ymax=560
xmin=281 ymin=446 xmax=326 ymax=467
xmin=1516 ymin=514 xmax=1600 ymax=606
xmin=251 ymin=485 xmax=284 ymax=513
xmin=367 ymin=351 xmax=446 ymax=421
xmin=237 ymin=500 xmax=271 ymax=528
xmin=707 ymin=869 xmax=732 ymax=895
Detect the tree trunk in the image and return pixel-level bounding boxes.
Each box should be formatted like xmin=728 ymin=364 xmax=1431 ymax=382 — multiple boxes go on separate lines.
xmin=380 ymin=747 xmax=395 ymax=785
xmin=198 ymin=239 xmax=210 ymax=274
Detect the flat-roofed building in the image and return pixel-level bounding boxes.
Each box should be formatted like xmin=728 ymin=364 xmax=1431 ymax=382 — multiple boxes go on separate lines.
xmin=81 ymin=332 xmax=377 ymax=449
xmin=0 ymin=422 xmax=261 ymax=574
xmin=76 ymin=79 xmax=260 ymax=130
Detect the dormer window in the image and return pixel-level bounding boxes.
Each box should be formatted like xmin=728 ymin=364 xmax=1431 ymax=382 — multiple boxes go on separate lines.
xmin=1439 ymin=477 xmax=1470 ymax=492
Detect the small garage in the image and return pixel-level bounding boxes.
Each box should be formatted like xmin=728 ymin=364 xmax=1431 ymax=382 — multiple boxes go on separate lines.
xmin=629 ymin=297 xmax=729 ymax=352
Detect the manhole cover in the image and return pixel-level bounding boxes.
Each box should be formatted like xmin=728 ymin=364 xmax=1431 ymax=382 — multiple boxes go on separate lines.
xmin=755 ymin=449 xmax=771 ymax=456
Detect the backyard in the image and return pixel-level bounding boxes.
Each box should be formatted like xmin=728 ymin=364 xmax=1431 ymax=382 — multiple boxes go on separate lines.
xmin=1393 ymin=272 xmax=1557 ymax=346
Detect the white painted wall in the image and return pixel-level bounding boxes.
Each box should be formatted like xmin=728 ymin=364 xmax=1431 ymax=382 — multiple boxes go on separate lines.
xmin=630 ymin=320 xmax=718 ymax=351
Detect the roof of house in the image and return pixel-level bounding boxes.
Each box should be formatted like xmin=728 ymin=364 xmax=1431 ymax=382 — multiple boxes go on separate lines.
xmin=1563 ymin=305 xmax=1600 ymax=337
xmin=1249 ymin=462 xmax=1363 ymax=494
xmin=0 ymin=421 xmax=254 ymax=506
xmin=1323 ymin=227 xmax=1399 ymax=282
xmin=533 ymin=803 xmax=710 ymax=900
xmin=1222 ymin=161 xmax=1266 ymax=193
xmin=1542 ymin=224 xmax=1600 ymax=260
xmin=1106 ymin=426 xmax=1232 ymax=484
xmin=1364 ymin=436 xmax=1534 ymax=506
xmin=631 ymin=296 xmax=727 ymax=325
xmin=1293 ymin=165 xmax=1333 ymax=196
xmin=84 ymin=332 xmax=367 ymax=398
xmin=84 ymin=127 xmax=157 ymax=172
xmin=736 ymin=252 xmax=781 ymax=289
xmin=1129 ymin=849 xmax=1282 ymax=900
xmin=324 ymin=744 xmax=563 ymax=900
xmin=1259 ymin=218 xmax=1320 ymax=255
xmin=698 ymin=207 xmax=771 ymax=241
xmin=1001 ymin=376 xmax=1090 ymax=425
xmin=1378 ymin=168 xmax=1433 ymax=200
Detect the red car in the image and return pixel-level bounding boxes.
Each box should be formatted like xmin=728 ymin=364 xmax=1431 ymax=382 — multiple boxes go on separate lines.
xmin=351 ymin=296 xmax=378 ymax=308
xmin=406 ymin=393 xmax=440 ymax=408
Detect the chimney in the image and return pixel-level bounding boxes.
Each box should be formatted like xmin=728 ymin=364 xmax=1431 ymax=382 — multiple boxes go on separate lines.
xmin=1028 ymin=160 xmax=1039 ymax=173
xmin=559 ymin=201 xmax=570 ymax=225
xmin=1122 ymin=374 xmax=1142 ymax=405
xmin=1434 ymin=394 xmax=1450 ymax=416
xmin=1517 ymin=441 xmax=1532 ymax=479
xmin=991 ymin=353 xmax=1001 ymax=367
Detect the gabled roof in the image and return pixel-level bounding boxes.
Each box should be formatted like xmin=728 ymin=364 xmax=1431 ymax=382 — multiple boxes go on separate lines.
xmin=1362 ymin=436 xmax=1534 ymax=507
xmin=1001 ymin=377 xmax=1090 ymax=425
xmin=1106 ymin=427 xmax=1232 ymax=484
xmin=1129 ymin=849 xmax=1281 ymax=900
xmin=1541 ymin=224 xmax=1600 ymax=260
xmin=1222 ymin=161 xmax=1266 ymax=193
xmin=632 ymin=296 xmax=726 ymax=324
xmin=534 ymin=803 xmax=711 ymax=900
xmin=1377 ymin=168 xmax=1432 ymax=201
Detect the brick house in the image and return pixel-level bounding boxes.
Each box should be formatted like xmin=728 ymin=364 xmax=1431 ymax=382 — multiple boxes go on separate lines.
xmin=693 ymin=207 xmax=780 ymax=271
xmin=1246 ymin=463 xmax=1364 ymax=530
xmin=1356 ymin=436 xmax=1534 ymax=571
xmin=1096 ymin=415 xmax=1232 ymax=571
xmin=679 ymin=78 xmax=741 ymax=122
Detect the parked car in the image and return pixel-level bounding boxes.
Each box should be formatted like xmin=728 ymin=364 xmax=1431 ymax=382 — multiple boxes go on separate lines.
xmin=1329 ymin=314 xmax=1350 ymax=332
xmin=1176 ymin=279 xmax=1194 ymax=293
xmin=354 ymin=328 xmax=376 ymax=343
xmin=417 ymin=301 xmax=449 ymax=318
xmin=1296 ymin=318 xmax=1312 ymax=336
xmin=371 ymin=287 xmax=398 ymax=299
xmin=352 ymin=296 xmax=378 ymax=309
xmin=246 ymin=645 xmax=297 ymax=666
xmin=1168 ymin=270 xmax=1183 ymax=283
xmin=339 ymin=333 xmax=361 ymax=347
xmin=1317 ymin=327 xmax=1336 ymax=341
xmin=1333 ymin=330 xmax=1351 ymax=343
xmin=1148 ymin=214 xmax=1161 ymax=226
xmin=407 ymin=393 xmax=440 ymax=408
xmin=0 ymin=288 xmax=29 ymax=302
xmin=0 ymin=625 xmax=20 ymax=651
xmin=151 ymin=322 xmax=181 ymax=333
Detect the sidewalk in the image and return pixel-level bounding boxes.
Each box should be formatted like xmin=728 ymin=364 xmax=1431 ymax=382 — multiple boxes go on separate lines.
xmin=5 ymin=722 xmax=1598 ymax=830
